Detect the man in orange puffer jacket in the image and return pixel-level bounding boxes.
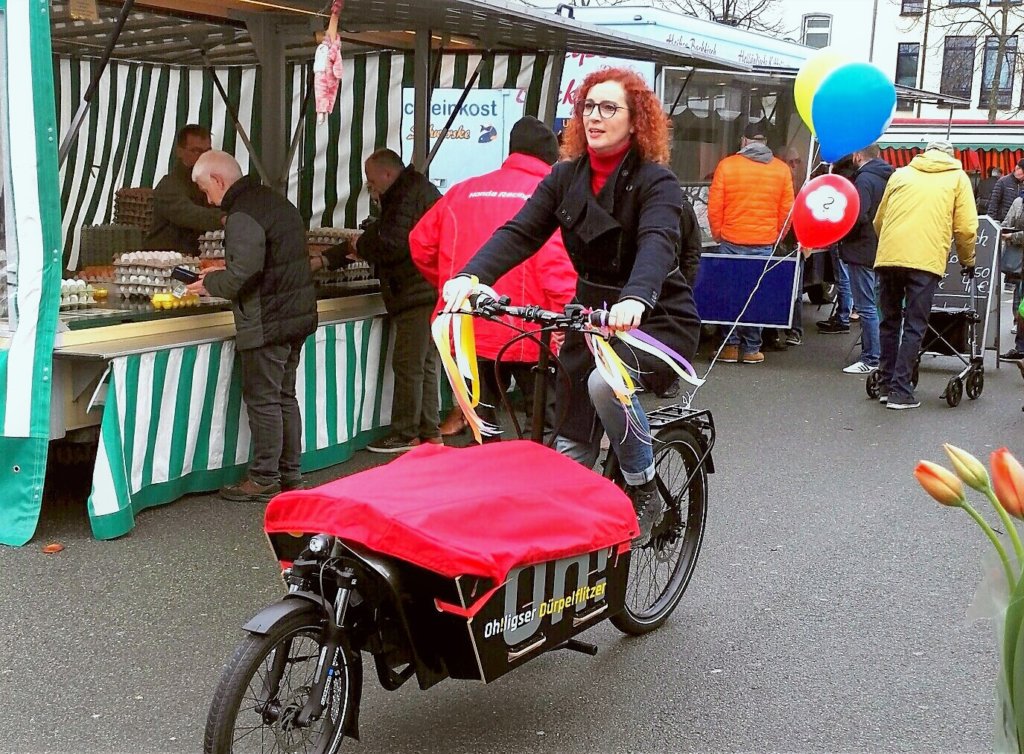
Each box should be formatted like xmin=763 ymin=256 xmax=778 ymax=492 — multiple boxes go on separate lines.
xmin=708 ymin=122 xmax=795 ymax=365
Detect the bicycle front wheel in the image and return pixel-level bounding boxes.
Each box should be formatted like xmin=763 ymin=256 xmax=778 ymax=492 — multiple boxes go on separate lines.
xmin=611 ymin=426 xmax=708 ymax=635
xmin=204 ymin=609 xmax=356 ymax=754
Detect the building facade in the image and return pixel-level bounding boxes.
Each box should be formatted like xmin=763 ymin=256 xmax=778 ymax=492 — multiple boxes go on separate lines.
xmin=771 ymin=0 xmax=1024 ymax=158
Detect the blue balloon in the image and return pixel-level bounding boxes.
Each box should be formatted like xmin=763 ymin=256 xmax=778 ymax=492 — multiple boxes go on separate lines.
xmin=811 ymin=62 xmax=896 ymax=164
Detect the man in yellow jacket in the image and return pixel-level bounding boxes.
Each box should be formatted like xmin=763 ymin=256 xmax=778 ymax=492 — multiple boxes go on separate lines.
xmin=873 ymin=139 xmax=978 ymax=410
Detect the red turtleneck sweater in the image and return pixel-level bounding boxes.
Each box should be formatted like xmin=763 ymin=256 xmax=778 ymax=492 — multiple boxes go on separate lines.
xmin=588 ymin=142 xmax=631 ymax=195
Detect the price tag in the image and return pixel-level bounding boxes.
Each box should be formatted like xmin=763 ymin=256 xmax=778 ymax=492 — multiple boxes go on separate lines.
xmin=69 ymin=0 xmax=99 ymax=22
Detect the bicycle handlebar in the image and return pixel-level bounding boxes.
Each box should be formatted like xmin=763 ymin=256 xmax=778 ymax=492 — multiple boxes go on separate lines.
xmin=466 ymin=292 xmax=608 ymax=330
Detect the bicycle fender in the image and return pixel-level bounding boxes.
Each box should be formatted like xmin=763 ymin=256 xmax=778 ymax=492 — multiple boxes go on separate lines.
xmin=242 ymin=593 xmax=327 ymax=635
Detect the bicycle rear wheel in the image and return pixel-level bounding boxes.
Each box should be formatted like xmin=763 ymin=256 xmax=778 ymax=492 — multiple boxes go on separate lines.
xmin=610 ymin=426 xmax=708 ymax=635
xmin=204 ymin=609 xmax=356 ymax=754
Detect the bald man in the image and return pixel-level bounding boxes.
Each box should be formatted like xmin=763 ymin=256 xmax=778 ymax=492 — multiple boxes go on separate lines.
xmin=189 ymin=150 xmax=318 ymax=501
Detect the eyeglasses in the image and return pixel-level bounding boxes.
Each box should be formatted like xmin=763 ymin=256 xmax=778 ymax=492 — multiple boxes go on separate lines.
xmin=575 ymin=100 xmax=630 ymax=119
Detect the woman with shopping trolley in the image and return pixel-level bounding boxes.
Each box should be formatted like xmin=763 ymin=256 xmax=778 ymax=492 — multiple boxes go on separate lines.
xmin=442 ymin=67 xmax=702 ymax=543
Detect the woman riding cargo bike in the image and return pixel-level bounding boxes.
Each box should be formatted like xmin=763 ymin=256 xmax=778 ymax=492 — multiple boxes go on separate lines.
xmin=443 ymin=67 xmax=702 ymax=545
xmin=203 ymin=68 xmax=715 ymax=754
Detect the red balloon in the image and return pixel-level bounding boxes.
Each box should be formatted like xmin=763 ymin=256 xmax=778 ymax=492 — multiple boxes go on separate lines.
xmin=791 ymin=174 xmax=861 ymax=249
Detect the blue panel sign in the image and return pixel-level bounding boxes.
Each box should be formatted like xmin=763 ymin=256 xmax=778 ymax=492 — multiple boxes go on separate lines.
xmin=692 ymin=253 xmax=800 ymax=328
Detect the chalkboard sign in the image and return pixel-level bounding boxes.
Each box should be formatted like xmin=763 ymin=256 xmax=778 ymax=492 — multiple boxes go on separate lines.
xmin=692 ymin=253 xmax=800 ymax=328
xmin=932 ymin=216 xmax=998 ymax=350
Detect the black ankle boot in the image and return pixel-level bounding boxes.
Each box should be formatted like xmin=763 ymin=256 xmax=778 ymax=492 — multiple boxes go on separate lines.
xmin=626 ymin=479 xmax=659 ymax=546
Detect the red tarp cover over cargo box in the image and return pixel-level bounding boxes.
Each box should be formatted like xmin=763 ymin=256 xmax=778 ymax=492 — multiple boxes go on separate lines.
xmin=264 ymin=441 xmax=637 ymax=584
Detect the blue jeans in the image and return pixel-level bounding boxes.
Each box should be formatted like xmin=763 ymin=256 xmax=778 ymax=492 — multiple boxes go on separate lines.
xmin=555 ymin=369 xmax=654 ymax=487
xmin=717 ymin=241 xmax=774 ymax=354
xmin=830 ymin=246 xmax=852 ymax=325
xmin=847 ymin=262 xmax=880 ymax=366
xmin=877 ymin=266 xmax=940 ymax=401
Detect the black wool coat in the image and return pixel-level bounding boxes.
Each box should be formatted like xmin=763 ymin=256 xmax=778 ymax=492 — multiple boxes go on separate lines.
xmin=461 ymin=147 xmax=701 ymax=442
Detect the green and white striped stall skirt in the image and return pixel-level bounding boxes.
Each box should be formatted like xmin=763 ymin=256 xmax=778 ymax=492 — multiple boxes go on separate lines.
xmin=87 ymin=317 xmax=393 ymax=540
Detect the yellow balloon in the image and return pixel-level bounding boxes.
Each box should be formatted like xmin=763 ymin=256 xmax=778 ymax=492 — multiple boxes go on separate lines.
xmin=795 ymin=48 xmax=849 ymax=136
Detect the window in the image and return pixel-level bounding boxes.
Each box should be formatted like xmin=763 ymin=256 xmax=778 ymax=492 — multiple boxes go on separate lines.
xmin=981 ymin=35 xmax=1017 ymax=108
xmin=801 ymin=15 xmax=831 ymax=49
xmin=949 ymin=0 xmax=980 ymax=5
xmin=896 ymin=43 xmax=921 ymax=110
xmin=901 ymin=0 xmax=924 ymax=14
xmin=941 ymin=37 xmax=976 ymax=100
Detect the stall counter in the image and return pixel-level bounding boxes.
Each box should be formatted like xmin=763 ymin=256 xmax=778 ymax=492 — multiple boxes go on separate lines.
xmin=52 ymin=293 xmax=395 ymax=540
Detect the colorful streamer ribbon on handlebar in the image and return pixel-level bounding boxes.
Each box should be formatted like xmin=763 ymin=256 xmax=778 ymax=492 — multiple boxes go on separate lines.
xmin=431 ymin=280 xmax=501 ymax=444
xmin=433 ymin=291 xmax=705 ymax=445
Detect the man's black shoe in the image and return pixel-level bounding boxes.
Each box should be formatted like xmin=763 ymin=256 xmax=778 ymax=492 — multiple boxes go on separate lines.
xmin=816 ymin=320 xmax=851 ymax=334
xmin=627 ymin=479 xmax=660 ymax=546
xmin=999 ymin=349 xmax=1024 ymax=362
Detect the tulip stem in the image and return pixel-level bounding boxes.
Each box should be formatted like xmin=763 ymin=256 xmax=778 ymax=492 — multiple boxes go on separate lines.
xmin=961 ymin=501 xmax=1016 ymax=589
xmin=983 ymin=488 xmax=1024 ymax=572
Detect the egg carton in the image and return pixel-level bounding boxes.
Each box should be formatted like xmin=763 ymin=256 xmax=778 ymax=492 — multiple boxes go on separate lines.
xmin=198 ymin=230 xmax=226 ymax=258
xmin=119 ymin=282 xmax=175 ymax=299
xmin=59 ymin=279 xmax=98 ymax=309
xmin=116 ymin=250 xmax=197 ymax=267
xmin=113 ymin=188 xmax=154 ymax=230
xmin=315 ymin=260 xmax=376 ymax=287
xmin=307 ymin=228 xmax=362 ymax=247
xmin=78 ymin=224 xmax=144 ymax=268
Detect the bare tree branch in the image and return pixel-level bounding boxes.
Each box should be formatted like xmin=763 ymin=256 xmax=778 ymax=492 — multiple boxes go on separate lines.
xmin=657 ymin=0 xmax=787 ymax=36
xmin=924 ymin=1 xmax=1024 ymax=121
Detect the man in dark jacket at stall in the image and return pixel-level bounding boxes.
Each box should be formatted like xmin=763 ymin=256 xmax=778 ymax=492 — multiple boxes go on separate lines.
xmin=188 ymin=150 xmax=318 ymax=502
xmin=837 ymin=144 xmax=893 ymax=375
xmin=988 ymin=159 xmax=1024 ymax=221
xmin=146 ymin=124 xmax=223 ymax=252
xmin=318 ymin=148 xmax=441 ymax=453
xmin=977 ymin=166 xmax=1002 ymax=215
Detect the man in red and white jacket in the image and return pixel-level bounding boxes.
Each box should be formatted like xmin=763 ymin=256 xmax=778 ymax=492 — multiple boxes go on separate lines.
xmin=410 ymin=116 xmax=577 ymax=437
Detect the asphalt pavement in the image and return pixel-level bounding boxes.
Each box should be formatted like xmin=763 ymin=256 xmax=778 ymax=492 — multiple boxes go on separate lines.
xmin=2 ymin=299 xmax=1022 ymax=753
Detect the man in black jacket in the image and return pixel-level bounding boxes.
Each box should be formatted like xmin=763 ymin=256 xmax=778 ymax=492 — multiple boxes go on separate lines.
xmin=976 ymin=166 xmax=1002 ymax=215
xmin=189 ymin=151 xmax=318 ymax=501
xmin=987 ymin=160 xmax=1024 ymax=221
xmin=838 ymin=144 xmax=894 ymax=375
xmin=320 ymin=149 xmax=441 ymax=453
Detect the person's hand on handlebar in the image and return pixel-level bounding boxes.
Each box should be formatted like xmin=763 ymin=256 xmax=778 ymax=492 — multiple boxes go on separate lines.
xmin=441 ymin=275 xmax=477 ymax=314
xmin=607 ymin=299 xmax=645 ymax=331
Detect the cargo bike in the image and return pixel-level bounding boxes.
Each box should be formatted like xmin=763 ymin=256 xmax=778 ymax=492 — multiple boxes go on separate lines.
xmin=204 ymin=298 xmax=716 ymax=754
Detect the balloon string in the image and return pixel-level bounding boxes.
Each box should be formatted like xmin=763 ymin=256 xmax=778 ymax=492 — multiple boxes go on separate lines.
xmin=694 ymin=203 xmax=801 ymax=403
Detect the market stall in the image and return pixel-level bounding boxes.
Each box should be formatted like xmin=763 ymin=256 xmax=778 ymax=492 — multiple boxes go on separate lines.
xmin=0 ymin=0 xmax=741 ymax=545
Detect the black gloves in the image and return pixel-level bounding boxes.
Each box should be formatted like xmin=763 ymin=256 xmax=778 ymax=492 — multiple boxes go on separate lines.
xmin=961 ymin=265 xmax=976 ymax=279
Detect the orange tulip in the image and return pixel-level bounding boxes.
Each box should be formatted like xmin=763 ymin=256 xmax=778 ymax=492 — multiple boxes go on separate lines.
xmin=915 ymin=460 xmax=966 ymax=506
xmin=991 ymin=448 xmax=1024 ymax=519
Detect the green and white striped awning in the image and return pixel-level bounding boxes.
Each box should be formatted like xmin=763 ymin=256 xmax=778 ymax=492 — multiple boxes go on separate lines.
xmin=57 ymin=49 xmax=555 ymax=266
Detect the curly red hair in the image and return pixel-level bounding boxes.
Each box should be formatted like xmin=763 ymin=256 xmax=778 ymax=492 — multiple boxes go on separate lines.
xmin=561 ymin=67 xmax=669 ymax=165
